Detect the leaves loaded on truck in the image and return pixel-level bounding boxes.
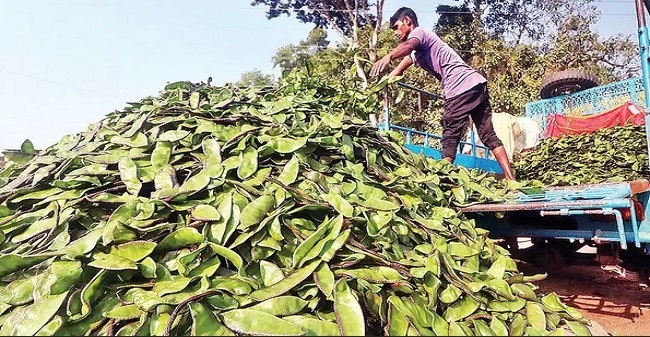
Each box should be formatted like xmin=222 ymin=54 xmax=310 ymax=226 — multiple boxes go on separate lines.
xmin=0 ymin=73 xmax=591 ymax=336
xmin=514 ymin=124 xmax=650 ymax=185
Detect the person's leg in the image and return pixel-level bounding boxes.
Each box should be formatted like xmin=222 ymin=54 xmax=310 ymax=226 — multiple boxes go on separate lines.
xmin=470 ymin=86 xmax=516 ymax=180
xmin=491 ymin=146 xmax=516 ymax=180
xmin=441 ymin=110 xmax=469 ymax=164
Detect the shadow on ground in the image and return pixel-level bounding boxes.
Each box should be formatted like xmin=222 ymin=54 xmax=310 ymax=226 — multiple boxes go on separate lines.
xmin=516 ymin=249 xmax=650 ymax=336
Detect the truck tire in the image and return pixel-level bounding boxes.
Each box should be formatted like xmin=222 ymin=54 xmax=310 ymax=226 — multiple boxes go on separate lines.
xmin=539 ymin=69 xmax=600 ymax=99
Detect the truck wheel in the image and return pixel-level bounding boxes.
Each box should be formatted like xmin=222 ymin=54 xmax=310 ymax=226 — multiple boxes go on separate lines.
xmin=539 ymin=69 xmax=600 ymax=99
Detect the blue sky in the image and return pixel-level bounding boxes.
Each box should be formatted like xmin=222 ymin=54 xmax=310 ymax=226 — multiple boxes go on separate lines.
xmin=0 ymin=0 xmax=639 ymax=150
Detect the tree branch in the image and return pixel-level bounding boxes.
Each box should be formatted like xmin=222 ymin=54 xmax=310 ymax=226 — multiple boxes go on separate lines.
xmin=307 ymin=0 xmax=352 ymax=46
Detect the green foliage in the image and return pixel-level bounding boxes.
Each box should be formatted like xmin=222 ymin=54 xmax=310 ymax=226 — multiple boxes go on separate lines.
xmin=251 ymin=0 xmax=376 ymax=37
xmin=235 ymin=69 xmax=275 ymax=88
xmin=261 ymin=0 xmax=639 ymax=145
xmin=514 ymin=125 xmax=650 ymax=185
xmin=0 ymin=72 xmax=590 ymax=336
xmin=273 ymin=28 xmax=330 ymax=75
xmin=541 ymin=1 xmax=638 ymax=81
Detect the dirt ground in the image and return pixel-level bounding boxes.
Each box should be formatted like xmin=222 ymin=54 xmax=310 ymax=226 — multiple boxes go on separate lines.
xmin=517 ymin=251 xmax=650 ymax=336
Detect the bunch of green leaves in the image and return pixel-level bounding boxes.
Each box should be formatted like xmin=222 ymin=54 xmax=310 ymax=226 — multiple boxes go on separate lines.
xmin=0 ymin=72 xmax=590 ymax=336
xmin=514 ymin=125 xmax=650 ymax=185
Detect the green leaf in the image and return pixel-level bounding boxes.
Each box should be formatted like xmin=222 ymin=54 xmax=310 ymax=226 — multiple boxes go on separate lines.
xmin=541 ymin=293 xmax=568 ymax=312
xmin=189 ymin=91 xmax=201 ymax=109
xmin=237 ymin=146 xmax=258 ymax=180
xmin=192 ymin=204 xmax=221 ymax=221
xmin=11 ymin=216 xmax=58 ymax=243
xmin=292 ymin=218 xmax=332 ymax=268
xmin=110 ymin=241 xmax=157 ymax=261
xmin=341 ymin=134 xmax=355 ymax=160
xmin=320 ymin=229 xmax=351 ymax=262
xmin=21 ymin=138 xmax=36 ymax=154
xmin=0 ymin=275 xmax=38 ymax=306
xmin=448 ymin=242 xmax=478 ymax=257
xmin=111 ymin=132 xmax=149 ymax=147
xmin=490 ymin=317 xmax=509 ymax=336
xmin=207 ymin=192 xmax=239 ymax=245
xmin=102 ymin=202 xmax=136 ymax=245
xmin=139 ymin=257 xmax=157 ymax=278
xmin=190 ymin=302 xmax=235 ymax=336
xmin=440 ymin=284 xmax=462 ymax=304
xmin=509 ymin=313 xmax=526 ymax=336
xmin=278 ymin=155 xmax=300 ymax=185
xmin=10 ymin=187 xmax=62 ymax=203
xmin=487 ymin=255 xmax=513 ymax=279
xmin=333 ymin=278 xmax=365 ymax=336
xmin=179 ymin=169 xmax=211 ymax=194
xmin=443 ymin=296 xmax=479 ymax=322
xmin=334 ymin=266 xmax=404 ymax=283
xmin=203 ymin=137 xmax=222 ymax=166
xmin=89 ymin=252 xmax=138 ymax=270
xmin=58 ymin=226 xmax=103 ymax=259
xmin=525 ymin=301 xmax=546 ymax=330
xmin=221 ymin=309 xmax=304 ymax=336
xmin=159 ymin=129 xmax=191 ymax=142
xmin=0 ymin=254 xmax=51 ymax=278
xmin=320 ymin=193 xmax=354 ymax=217
xmin=151 ymin=141 xmax=172 ymax=172
xmin=473 ymin=319 xmax=495 ymax=336
xmin=259 ymin=260 xmax=285 ymax=287
xmin=566 ymin=321 xmax=591 ymax=336
xmin=35 ymin=260 xmax=82 ymax=297
xmin=249 ymin=296 xmax=308 ymax=316
xmin=250 ymin=260 xmax=321 ymax=302
xmin=119 ymin=157 xmax=142 ymax=195
xmin=300 ymin=215 xmax=343 ymax=263
xmin=210 ymin=243 xmax=244 ymax=274
xmin=103 ymin=304 xmax=142 ymax=320
xmin=156 ymin=227 xmax=204 ymax=252
xmin=314 ymin=264 xmax=335 ymax=298
xmin=283 ymin=315 xmax=340 ymax=336
xmin=153 ymin=276 xmax=197 ymax=296
xmin=35 ymin=315 xmax=64 ymax=336
xmin=486 ymin=279 xmax=515 ymax=300
xmin=239 ymin=195 xmax=275 ymax=229
xmin=268 ymin=137 xmax=308 ymax=153
xmin=358 ymin=198 xmax=400 ymax=211
xmin=0 ymin=291 xmax=69 ymax=336
xmin=387 ymin=304 xmax=410 ymax=336
xmin=511 ymin=283 xmax=537 ymax=300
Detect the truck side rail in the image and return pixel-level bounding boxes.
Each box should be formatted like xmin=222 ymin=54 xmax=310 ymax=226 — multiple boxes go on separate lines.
xmin=378 ymin=82 xmax=503 ymax=173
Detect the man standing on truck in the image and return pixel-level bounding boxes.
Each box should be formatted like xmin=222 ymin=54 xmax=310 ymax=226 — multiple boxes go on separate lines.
xmin=370 ymin=7 xmax=516 ymax=180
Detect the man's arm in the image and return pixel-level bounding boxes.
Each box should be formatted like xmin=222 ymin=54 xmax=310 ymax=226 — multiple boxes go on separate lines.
xmin=388 ymin=56 xmax=413 ymax=77
xmin=370 ymin=38 xmax=419 ymax=77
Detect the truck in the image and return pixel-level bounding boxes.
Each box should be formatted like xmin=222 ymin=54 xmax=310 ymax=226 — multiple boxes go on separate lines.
xmin=380 ymin=0 xmax=650 ymax=280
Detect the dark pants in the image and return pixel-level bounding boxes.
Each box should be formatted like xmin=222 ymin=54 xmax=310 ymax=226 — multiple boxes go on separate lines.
xmin=441 ymin=82 xmax=503 ymax=160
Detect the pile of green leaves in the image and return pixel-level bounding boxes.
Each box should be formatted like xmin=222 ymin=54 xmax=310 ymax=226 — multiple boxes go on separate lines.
xmin=0 ymin=73 xmax=590 ymax=336
xmin=514 ymin=125 xmax=650 ymax=185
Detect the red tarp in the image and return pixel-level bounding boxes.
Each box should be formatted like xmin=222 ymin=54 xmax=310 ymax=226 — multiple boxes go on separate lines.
xmin=543 ymin=102 xmax=646 ymax=139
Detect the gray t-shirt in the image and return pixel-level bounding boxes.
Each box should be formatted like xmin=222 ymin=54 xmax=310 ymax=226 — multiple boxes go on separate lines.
xmin=408 ymin=27 xmax=486 ymax=99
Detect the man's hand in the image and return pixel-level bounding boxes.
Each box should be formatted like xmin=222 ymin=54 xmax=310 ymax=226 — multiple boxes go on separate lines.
xmin=370 ymin=55 xmax=392 ymax=77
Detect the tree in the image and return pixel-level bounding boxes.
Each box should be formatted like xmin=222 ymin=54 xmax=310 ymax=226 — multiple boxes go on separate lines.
xmin=272 ymin=28 xmax=330 ymax=75
xmin=235 ymin=69 xmax=276 ymax=87
xmin=435 ymin=0 xmax=638 ymax=116
xmin=540 ymin=0 xmax=638 ymax=81
xmin=262 ymin=0 xmax=638 ymax=134
xmin=483 ymin=0 xmax=556 ymax=44
xmin=251 ymin=0 xmax=387 ymax=85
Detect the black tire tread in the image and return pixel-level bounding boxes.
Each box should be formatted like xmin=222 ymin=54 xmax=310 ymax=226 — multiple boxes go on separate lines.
xmin=539 ymin=69 xmax=600 ymax=99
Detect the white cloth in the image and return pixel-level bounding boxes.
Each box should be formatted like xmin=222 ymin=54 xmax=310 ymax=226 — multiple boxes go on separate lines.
xmin=462 ymin=112 xmax=519 ymax=161
xmin=514 ymin=116 xmax=542 ymax=151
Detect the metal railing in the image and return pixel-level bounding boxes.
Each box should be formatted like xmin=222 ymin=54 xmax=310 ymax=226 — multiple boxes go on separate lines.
xmin=380 ymin=82 xmax=493 ymax=160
